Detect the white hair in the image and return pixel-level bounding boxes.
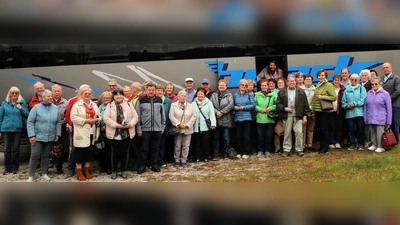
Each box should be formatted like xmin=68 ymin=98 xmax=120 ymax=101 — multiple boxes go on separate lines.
xmin=350 ymin=73 xmax=360 ymax=80
xmin=359 ymin=69 xmax=371 ymax=80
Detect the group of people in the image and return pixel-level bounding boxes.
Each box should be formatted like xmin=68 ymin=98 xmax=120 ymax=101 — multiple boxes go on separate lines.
xmin=0 ymin=60 xmax=398 ymax=182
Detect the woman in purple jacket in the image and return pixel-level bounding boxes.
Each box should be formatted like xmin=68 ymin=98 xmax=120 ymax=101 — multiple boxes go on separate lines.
xmin=364 ymin=77 xmax=392 ymax=153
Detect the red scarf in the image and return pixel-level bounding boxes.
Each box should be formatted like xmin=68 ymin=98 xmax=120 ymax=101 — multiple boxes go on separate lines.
xmin=84 ymin=102 xmax=96 ymax=127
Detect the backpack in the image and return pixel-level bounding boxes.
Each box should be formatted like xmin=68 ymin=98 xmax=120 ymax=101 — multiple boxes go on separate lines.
xmin=226 ymin=147 xmax=238 ymax=159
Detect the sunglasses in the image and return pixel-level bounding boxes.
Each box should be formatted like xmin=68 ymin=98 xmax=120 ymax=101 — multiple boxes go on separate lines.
xmin=350 ymin=79 xmax=359 ymax=81
xmin=371 ymin=83 xmax=379 ymax=86
xmin=240 ymin=84 xmax=248 ymax=87
xmin=11 ymin=92 xmax=19 ymax=95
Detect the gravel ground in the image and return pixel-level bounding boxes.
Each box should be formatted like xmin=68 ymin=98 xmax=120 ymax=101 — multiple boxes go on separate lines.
xmin=0 ymin=152 xmax=275 ymax=182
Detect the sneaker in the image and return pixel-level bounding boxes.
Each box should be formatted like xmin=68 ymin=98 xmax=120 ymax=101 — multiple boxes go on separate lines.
xmin=375 ymin=148 xmax=385 ymax=153
xmin=2 ymin=170 xmax=10 ymax=175
xmin=335 ymin=143 xmax=341 ymax=149
xmin=298 ymin=152 xmax=304 ymax=157
xmin=181 ymin=162 xmax=187 ymax=167
xmin=212 ymin=156 xmax=220 ymax=161
xmin=41 ymin=174 xmax=51 ymax=181
xmin=67 ymin=170 xmax=74 ymax=177
xmin=358 ymin=146 xmax=364 ymax=151
xmin=282 ymin=152 xmax=290 ymax=157
xmin=236 ymin=154 xmax=241 ymax=159
xmin=348 ymin=145 xmax=356 ymax=151
xmin=27 ymin=177 xmax=34 ymax=182
xmin=56 ymin=169 xmax=64 ymax=175
xmin=365 ymin=141 xmax=370 ymax=148
xmin=265 ymin=152 xmax=271 ymax=157
xmin=161 ymin=163 xmax=167 ymax=167
xmin=368 ymin=146 xmax=377 ymax=151
xmin=328 ymin=144 xmax=335 ymax=149
xmin=256 ymin=151 xmax=263 ymax=158
xmin=242 ymin=155 xmax=249 ymax=159
xmin=12 ymin=170 xmax=18 ymax=174
xmin=203 ymin=158 xmax=208 ymax=163
xmin=174 ymin=162 xmax=180 ymax=167
xmin=224 ymin=154 xmax=229 ymax=160
xmin=196 ymin=159 xmax=200 ymax=163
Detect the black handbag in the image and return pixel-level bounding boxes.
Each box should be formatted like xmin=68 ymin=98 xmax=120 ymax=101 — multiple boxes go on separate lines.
xmin=196 ymin=102 xmax=212 ymax=129
xmin=266 ymin=95 xmax=279 ymax=119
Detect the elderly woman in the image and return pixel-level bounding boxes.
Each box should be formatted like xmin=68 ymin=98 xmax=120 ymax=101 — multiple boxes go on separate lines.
xmin=254 ymin=79 xmax=277 ymax=157
xmin=312 ymin=69 xmax=336 ymax=154
xmin=341 ymin=74 xmax=367 ymax=151
xmin=71 ymin=87 xmax=101 ymax=181
xmin=329 ymin=75 xmax=346 ymax=149
xmin=247 ymin=79 xmax=257 ymax=155
xmin=165 ymin=83 xmax=178 ymax=102
xmin=233 ymin=79 xmax=255 ymax=159
xmin=210 ymin=79 xmax=234 ymax=160
xmin=98 ymin=91 xmax=113 ymax=174
xmin=0 ymin=86 xmax=29 ymax=175
xmin=276 ymin=77 xmax=287 ymax=92
xmin=104 ymin=88 xmax=138 ymax=179
xmin=360 ymin=69 xmax=372 ymax=147
xmin=301 ymin=75 xmax=316 ymax=151
xmin=192 ymin=87 xmax=216 ymax=163
xmin=27 ymin=89 xmax=61 ymax=182
xmin=122 ymin=86 xmax=132 ymax=101
xmin=274 ymin=77 xmax=287 ymax=153
xmin=364 ymin=77 xmax=392 ymax=153
xmin=169 ymin=90 xmax=196 ymax=167
xmin=370 ymin=69 xmax=378 ymax=78
xmin=155 ymin=84 xmax=172 ymax=166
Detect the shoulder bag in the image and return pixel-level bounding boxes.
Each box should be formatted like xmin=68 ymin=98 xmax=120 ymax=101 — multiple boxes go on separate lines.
xmin=196 ymin=102 xmax=212 ymax=128
xmin=266 ymin=95 xmax=279 ymax=119
xmin=318 ymin=83 xmax=334 ymax=110
xmin=169 ymin=104 xmax=186 ymax=135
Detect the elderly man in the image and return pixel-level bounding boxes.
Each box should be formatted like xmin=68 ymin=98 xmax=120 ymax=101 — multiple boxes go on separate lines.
xmin=28 ymin=82 xmax=45 ymax=110
xmin=51 ymin=84 xmax=69 ymax=174
xmin=381 ymin=62 xmax=400 ymax=142
xmin=341 ymin=68 xmax=351 ymax=87
xmin=276 ymin=76 xmax=310 ymax=157
xmin=108 ymin=79 xmax=118 ymax=92
xmin=184 ymin=77 xmax=196 ymax=103
xmin=201 ymin=78 xmax=213 ymax=99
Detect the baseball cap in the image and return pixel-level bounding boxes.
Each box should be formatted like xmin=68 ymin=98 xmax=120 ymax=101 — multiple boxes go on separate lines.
xmin=185 ymin=77 xmax=194 ymax=82
xmin=202 ymin=78 xmax=210 ymax=84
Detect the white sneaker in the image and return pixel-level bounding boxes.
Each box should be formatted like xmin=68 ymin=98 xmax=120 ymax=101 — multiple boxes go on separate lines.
xmin=256 ymin=151 xmax=263 ymax=158
xmin=335 ymin=143 xmax=341 ymax=149
xmin=236 ymin=154 xmax=241 ymax=159
xmin=328 ymin=144 xmax=335 ymax=149
xmin=27 ymin=177 xmax=34 ymax=182
xmin=375 ymin=148 xmax=385 ymax=153
xmin=368 ymin=146 xmax=377 ymax=151
xmin=242 ymin=155 xmax=249 ymax=159
xmin=41 ymin=174 xmax=51 ymax=181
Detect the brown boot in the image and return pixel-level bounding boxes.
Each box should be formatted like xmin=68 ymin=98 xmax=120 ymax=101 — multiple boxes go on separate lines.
xmin=76 ymin=168 xmax=86 ymax=181
xmin=83 ymin=167 xmax=93 ymax=179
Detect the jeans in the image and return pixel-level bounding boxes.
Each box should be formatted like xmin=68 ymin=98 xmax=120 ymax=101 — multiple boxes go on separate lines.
xmin=212 ymin=127 xmax=230 ymax=157
xmin=329 ymin=113 xmax=345 ymax=145
xmin=257 ymin=123 xmax=274 ymax=153
xmin=315 ymin=112 xmax=332 ymax=151
xmin=235 ymin=121 xmax=252 ymax=155
xmin=391 ymin=107 xmax=400 ymax=141
xmin=28 ymin=141 xmax=52 ymax=177
xmin=193 ymin=130 xmax=211 ymax=160
xmin=67 ymin=131 xmax=75 ymax=172
xmin=110 ymin=138 xmax=131 ymax=172
xmin=2 ymin=132 xmax=22 ymax=172
xmin=347 ymin=117 xmax=365 ymax=148
xmin=140 ymin=131 xmax=161 ymax=167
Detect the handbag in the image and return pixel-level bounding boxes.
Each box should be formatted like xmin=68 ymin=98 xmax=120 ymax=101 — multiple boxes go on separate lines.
xmin=318 ymin=83 xmax=333 ymax=110
xmin=196 ymin=102 xmax=212 ymax=129
xmin=381 ymin=128 xmax=397 ymax=147
xmin=50 ymin=141 xmax=63 ymax=159
xmin=266 ymin=95 xmax=279 ymax=119
xmin=169 ymin=104 xmax=186 ymax=135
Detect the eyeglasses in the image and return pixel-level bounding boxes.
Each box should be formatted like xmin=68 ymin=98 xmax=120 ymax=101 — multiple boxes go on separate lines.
xmin=350 ymin=79 xmax=358 ymax=81
xmin=240 ymin=84 xmax=248 ymax=87
xmin=11 ymin=92 xmax=19 ymax=95
xmin=371 ymin=83 xmax=379 ymax=86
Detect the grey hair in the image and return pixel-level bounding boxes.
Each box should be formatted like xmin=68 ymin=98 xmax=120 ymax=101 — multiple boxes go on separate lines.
xmin=51 ymin=84 xmax=62 ymax=90
xmin=108 ymin=79 xmax=117 ymax=84
xmin=177 ymin=90 xmax=187 ymax=96
xmin=40 ymin=89 xmax=52 ymax=98
xmin=79 ymin=84 xmax=90 ymax=91
xmin=370 ymin=76 xmax=383 ymax=85
xmin=131 ymin=82 xmax=142 ymax=90
xmin=33 ymin=82 xmax=44 ymax=88
xmin=359 ymin=69 xmax=371 ymax=80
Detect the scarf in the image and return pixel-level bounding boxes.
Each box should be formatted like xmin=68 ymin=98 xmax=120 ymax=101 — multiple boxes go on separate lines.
xmin=115 ymin=103 xmax=128 ymax=139
xmin=83 ymin=101 xmax=96 ymax=128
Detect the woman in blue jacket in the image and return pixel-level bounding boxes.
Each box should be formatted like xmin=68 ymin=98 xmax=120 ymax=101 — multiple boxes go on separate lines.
xmin=233 ymin=79 xmax=255 ymax=159
xmin=341 ymin=74 xmax=367 ymax=151
xmin=27 ymin=90 xmax=61 ymax=182
xmin=0 ymin=87 xmax=29 ymax=175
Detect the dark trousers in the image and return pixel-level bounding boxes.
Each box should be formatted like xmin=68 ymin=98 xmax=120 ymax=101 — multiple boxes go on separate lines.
xmin=347 ymin=117 xmax=365 ymax=148
xmin=235 ymin=121 xmax=252 ymax=155
xmin=257 ymin=123 xmax=275 ymax=153
xmin=213 ymin=127 xmax=230 ymax=156
xmin=140 ymin=131 xmax=161 ymax=167
xmin=54 ymin=126 xmax=69 ymax=170
xmin=193 ymin=130 xmax=211 ymax=160
xmin=158 ymin=133 xmax=167 ymax=164
xmin=99 ymin=137 xmax=112 ymax=171
xmin=392 ymin=107 xmax=400 ymax=140
xmin=2 ymin=132 xmax=22 ymax=172
xmin=131 ymin=135 xmax=141 ymax=169
xmin=329 ymin=113 xmax=345 ymax=145
xmin=315 ymin=112 xmax=332 ymax=151
xmin=250 ymin=121 xmax=258 ymax=154
xmin=110 ymin=138 xmax=131 ymax=172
